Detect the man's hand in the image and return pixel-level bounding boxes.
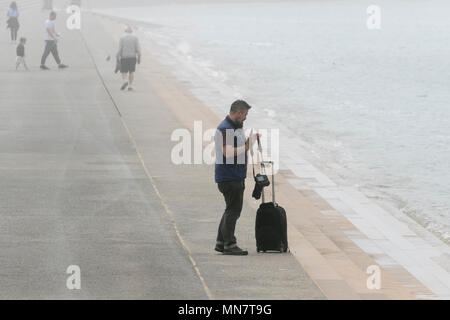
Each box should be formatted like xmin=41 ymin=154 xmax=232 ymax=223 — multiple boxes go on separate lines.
xmin=137 ymin=56 xmax=141 ymax=64
xmin=245 ymin=133 xmax=261 ymax=151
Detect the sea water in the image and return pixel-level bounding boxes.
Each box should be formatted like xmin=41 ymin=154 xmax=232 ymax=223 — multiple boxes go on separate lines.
xmin=96 ymin=0 xmax=450 ymax=242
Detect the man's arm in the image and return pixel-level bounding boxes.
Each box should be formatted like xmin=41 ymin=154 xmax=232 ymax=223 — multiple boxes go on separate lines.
xmin=46 ymin=24 xmax=58 ymax=40
xmin=222 ymin=133 xmax=259 ymax=158
xmin=46 ymin=28 xmax=55 ymax=39
xmin=116 ymin=37 xmax=123 ymax=60
xmin=136 ymin=37 xmax=141 ymax=64
xmin=223 ymin=143 xmax=247 ymax=158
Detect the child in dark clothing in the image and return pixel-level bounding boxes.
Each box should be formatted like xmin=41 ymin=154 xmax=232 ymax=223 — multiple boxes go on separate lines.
xmin=16 ymin=37 xmax=28 ymax=71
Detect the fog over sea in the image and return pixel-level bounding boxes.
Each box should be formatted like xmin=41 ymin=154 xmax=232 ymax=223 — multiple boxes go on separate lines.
xmin=94 ymin=0 xmax=450 ymax=242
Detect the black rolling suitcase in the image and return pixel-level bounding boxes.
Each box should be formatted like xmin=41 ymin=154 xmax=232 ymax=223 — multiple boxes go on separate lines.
xmin=250 ymin=133 xmax=288 ymax=253
xmin=255 ymin=161 xmax=288 ymax=253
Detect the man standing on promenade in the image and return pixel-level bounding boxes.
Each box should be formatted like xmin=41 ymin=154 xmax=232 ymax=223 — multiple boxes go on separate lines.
xmin=117 ymin=26 xmax=141 ymax=91
xmin=214 ymin=100 xmax=258 ymax=256
xmin=40 ymin=11 xmax=68 ymax=70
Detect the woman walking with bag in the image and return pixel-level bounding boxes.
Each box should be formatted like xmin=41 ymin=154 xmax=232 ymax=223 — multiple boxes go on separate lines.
xmin=6 ymin=1 xmax=19 ymax=44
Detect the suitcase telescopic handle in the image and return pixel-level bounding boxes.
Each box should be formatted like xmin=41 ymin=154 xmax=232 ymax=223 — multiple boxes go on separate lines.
xmin=261 ymin=160 xmax=275 ymax=204
xmin=253 ymin=132 xmax=277 ymax=205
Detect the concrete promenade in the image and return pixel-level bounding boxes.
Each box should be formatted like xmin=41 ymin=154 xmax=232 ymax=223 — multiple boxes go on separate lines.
xmin=0 ymin=3 xmax=323 ymax=299
xmin=81 ymin=8 xmax=450 ymax=299
xmin=2 ymin=0 xmax=449 ymax=300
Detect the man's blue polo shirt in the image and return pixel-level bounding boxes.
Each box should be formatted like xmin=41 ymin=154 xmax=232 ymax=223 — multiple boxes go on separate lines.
xmin=214 ymin=116 xmax=248 ymax=183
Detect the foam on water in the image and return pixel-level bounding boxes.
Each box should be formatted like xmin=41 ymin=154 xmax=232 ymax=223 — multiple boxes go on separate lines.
xmin=94 ymin=0 xmax=450 ymax=243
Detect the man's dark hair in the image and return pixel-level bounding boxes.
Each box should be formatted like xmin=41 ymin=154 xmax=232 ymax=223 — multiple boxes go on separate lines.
xmin=49 ymin=11 xmax=56 ymax=18
xmin=230 ymin=100 xmax=252 ymax=113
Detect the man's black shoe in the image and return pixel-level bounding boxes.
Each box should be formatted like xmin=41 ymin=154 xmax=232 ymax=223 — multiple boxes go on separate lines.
xmin=40 ymin=65 xmax=50 ymax=70
xmin=58 ymin=64 xmax=68 ymax=69
xmin=223 ymin=246 xmax=248 ymax=256
xmin=214 ymin=245 xmax=224 ymax=253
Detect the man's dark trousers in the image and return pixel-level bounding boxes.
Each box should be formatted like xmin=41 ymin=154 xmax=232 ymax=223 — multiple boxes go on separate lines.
xmin=41 ymin=40 xmax=61 ymax=65
xmin=217 ymin=180 xmax=245 ymax=249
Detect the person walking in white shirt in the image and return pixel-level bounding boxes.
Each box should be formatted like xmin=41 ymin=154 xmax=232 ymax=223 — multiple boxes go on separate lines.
xmin=40 ymin=11 xmax=68 ymax=70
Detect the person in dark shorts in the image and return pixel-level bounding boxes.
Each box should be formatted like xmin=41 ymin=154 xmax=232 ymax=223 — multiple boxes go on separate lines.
xmin=116 ymin=26 xmax=141 ymax=91
xmin=214 ymin=100 xmax=259 ymax=256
